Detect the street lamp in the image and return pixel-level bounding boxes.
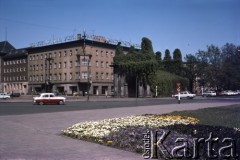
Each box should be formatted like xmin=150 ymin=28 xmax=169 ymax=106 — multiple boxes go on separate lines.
xmin=78 ymin=32 xmax=92 ymax=101
xmin=45 ymin=56 xmax=54 ymax=92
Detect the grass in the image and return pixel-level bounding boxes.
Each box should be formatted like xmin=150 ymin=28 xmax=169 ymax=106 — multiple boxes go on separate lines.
xmin=170 ymin=104 xmax=240 ymax=128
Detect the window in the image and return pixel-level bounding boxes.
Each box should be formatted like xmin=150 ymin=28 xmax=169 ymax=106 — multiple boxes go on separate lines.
xmin=40 ymin=54 xmax=43 ymax=60
xmin=40 ymin=64 xmax=43 ymax=70
xmin=53 ymin=52 xmax=56 ymax=58
xmin=36 ymin=65 xmax=39 ymax=71
xmin=29 ymin=56 xmax=32 ymax=61
xmin=106 ymin=51 xmax=108 ymax=57
xmin=75 ymin=60 xmax=79 ymax=67
xmin=106 ymin=73 xmax=109 ymax=79
xmin=36 ymin=75 xmax=39 ymax=81
xmin=36 ymin=55 xmax=39 ymax=60
xmin=70 ymin=73 xmax=72 ymax=80
xmin=101 ymin=61 xmax=104 ymax=68
xmin=59 ymin=51 xmax=61 ymax=57
xmin=69 ymin=61 xmax=72 ymax=68
xmin=81 ymin=59 xmax=88 ymax=66
xmin=54 ymin=63 xmax=57 ymax=69
xmin=64 ymin=73 xmax=67 ymax=80
xmin=96 ymin=61 xmax=99 ymax=67
xmin=96 ymin=72 xmax=98 ymax=80
xmin=58 ymin=73 xmax=61 ymax=81
xmin=69 ymin=50 xmax=72 ymax=56
xmin=40 ymin=75 xmax=43 ymax=81
xmin=96 ymin=50 xmax=98 ymax=56
xmin=101 ymin=50 xmax=103 ymax=57
xmin=32 ymin=55 xmax=35 ymax=61
xmin=75 ymin=72 xmax=79 ymax=80
xmin=101 ymin=72 xmax=104 ymax=80
xmin=106 ymin=61 xmax=109 ymax=68
xmin=59 ymin=62 xmax=61 ymax=69
xmin=64 ymin=51 xmax=67 ymax=57
xmin=111 ymin=73 xmax=114 ymax=80
xmin=49 ymin=53 xmax=52 ymax=58
xmin=54 ymin=74 xmax=57 ymax=81
xmin=111 ymin=52 xmax=114 ymax=57
xmin=75 ymin=49 xmax=78 ymax=55
xmin=81 ymin=72 xmax=88 ymax=79
xmin=64 ymin=61 xmax=67 ymax=68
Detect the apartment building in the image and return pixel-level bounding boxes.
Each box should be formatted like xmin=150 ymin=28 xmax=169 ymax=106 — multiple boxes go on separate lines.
xmin=27 ymin=34 xmax=129 ymax=96
xmin=1 ymin=48 xmax=28 ymax=94
xmin=0 ymin=41 xmax=16 ymax=92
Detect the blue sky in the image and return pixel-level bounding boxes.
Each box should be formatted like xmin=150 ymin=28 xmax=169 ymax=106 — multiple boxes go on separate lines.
xmin=0 ymin=0 xmax=239 ymax=57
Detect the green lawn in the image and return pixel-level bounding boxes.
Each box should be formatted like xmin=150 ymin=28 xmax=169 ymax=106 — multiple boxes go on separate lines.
xmin=170 ymin=104 xmax=240 ymax=128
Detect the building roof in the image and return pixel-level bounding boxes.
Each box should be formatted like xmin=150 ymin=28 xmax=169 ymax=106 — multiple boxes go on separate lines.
xmin=0 ymin=41 xmax=15 ymax=56
xmin=3 ymin=48 xmax=28 ymax=60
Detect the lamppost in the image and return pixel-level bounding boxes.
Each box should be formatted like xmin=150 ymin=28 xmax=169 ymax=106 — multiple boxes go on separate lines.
xmin=78 ymin=32 xmax=92 ymax=101
xmin=45 ymin=56 xmax=54 ymax=92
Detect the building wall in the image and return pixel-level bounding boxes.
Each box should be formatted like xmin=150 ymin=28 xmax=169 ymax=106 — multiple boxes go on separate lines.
xmin=28 ymin=41 xmax=116 ymax=96
xmin=2 ymin=57 xmax=28 ymax=95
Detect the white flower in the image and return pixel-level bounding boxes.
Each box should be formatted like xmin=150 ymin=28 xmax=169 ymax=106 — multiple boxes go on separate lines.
xmin=62 ymin=114 xmax=198 ymax=140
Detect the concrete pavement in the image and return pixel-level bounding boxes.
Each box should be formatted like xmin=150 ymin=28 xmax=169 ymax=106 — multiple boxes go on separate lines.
xmin=0 ymin=101 xmax=239 ymax=160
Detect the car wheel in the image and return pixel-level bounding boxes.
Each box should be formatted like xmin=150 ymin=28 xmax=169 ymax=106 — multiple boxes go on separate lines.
xmin=59 ymin=100 xmax=64 ymax=105
xmin=39 ymin=102 xmax=44 ymax=105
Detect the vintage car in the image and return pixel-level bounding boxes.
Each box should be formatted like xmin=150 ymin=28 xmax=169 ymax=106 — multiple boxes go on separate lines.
xmin=202 ymin=91 xmax=217 ymax=97
xmin=173 ymin=91 xmax=196 ymax=99
xmin=0 ymin=93 xmax=11 ymax=99
xmin=33 ymin=93 xmax=66 ymax=105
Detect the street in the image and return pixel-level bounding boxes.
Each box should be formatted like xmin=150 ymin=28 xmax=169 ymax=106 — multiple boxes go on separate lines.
xmin=1 ymin=96 xmax=240 ymax=116
xmin=0 ymin=96 xmax=240 ymax=160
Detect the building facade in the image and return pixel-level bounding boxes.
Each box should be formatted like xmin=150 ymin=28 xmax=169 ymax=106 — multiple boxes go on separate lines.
xmin=1 ymin=49 xmax=28 ymax=95
xmin=27 ymin=34 xmax=129 ymax=96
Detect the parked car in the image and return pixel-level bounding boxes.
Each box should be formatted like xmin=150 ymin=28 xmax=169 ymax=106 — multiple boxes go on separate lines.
xmin=33 ymin=93 xmax=66 ymax=105
xmin=222 ymin=90 xmax=238 ymax=96
xmin=202 ymin=91 xmax=217 ymax=97
xmin=173 ymin=91 xmax=196 ymax=99
xmin=7 ymin=92 xmax=21 ymax=97
xmin=0 ymin=93 xmax=11 ymax=99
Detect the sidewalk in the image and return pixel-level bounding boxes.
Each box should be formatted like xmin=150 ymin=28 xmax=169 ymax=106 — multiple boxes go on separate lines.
xmin=0 ymin=101 xmax=238 ymax=160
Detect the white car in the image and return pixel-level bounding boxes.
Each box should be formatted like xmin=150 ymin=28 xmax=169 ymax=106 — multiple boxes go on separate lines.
xmin=174 ymin=91 xmax=196 ymax=99
xmin=222 ymin=90 xmax=238 ymax=96
xmin=0 ymin=93 xmax=11 ymax=99
xmin=202 ymin=91 xmax=217 ymax=97
xmin=33 ymin=93 xmax=66 ymax=105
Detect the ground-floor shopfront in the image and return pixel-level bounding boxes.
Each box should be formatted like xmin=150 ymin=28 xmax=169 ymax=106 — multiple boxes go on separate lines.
xmin=28 ymin=82 xmax=114 ymax=96
xmin=2 ymin=82 xmax=28 ymax=95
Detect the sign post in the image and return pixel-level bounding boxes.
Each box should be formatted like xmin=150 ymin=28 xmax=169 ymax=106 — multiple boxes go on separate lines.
xmin=155 ymin=86 xmax=158 ymax=97
xmin=177 ymin=83 xmax=181 ymax=104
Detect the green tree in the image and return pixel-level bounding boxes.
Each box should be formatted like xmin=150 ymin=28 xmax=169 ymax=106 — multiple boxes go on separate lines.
xmin=221 ymin=43 xmax=240 ymax=90
xmin=184 ymin=54 xmax=198 ymax=92
xmin=163 ymin=49 xmax=173 ymax=72
xmin=113 ymin=37 xmax=157 ymax=97
xmin=155 ymin=51 xmax=163 ymax=68
xmin=173 ymin=48 xmax=183 ymax=76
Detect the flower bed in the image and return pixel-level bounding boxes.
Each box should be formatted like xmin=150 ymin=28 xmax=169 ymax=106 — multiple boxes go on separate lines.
xmin=62 ymin=114 xmax=240 ymax=159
